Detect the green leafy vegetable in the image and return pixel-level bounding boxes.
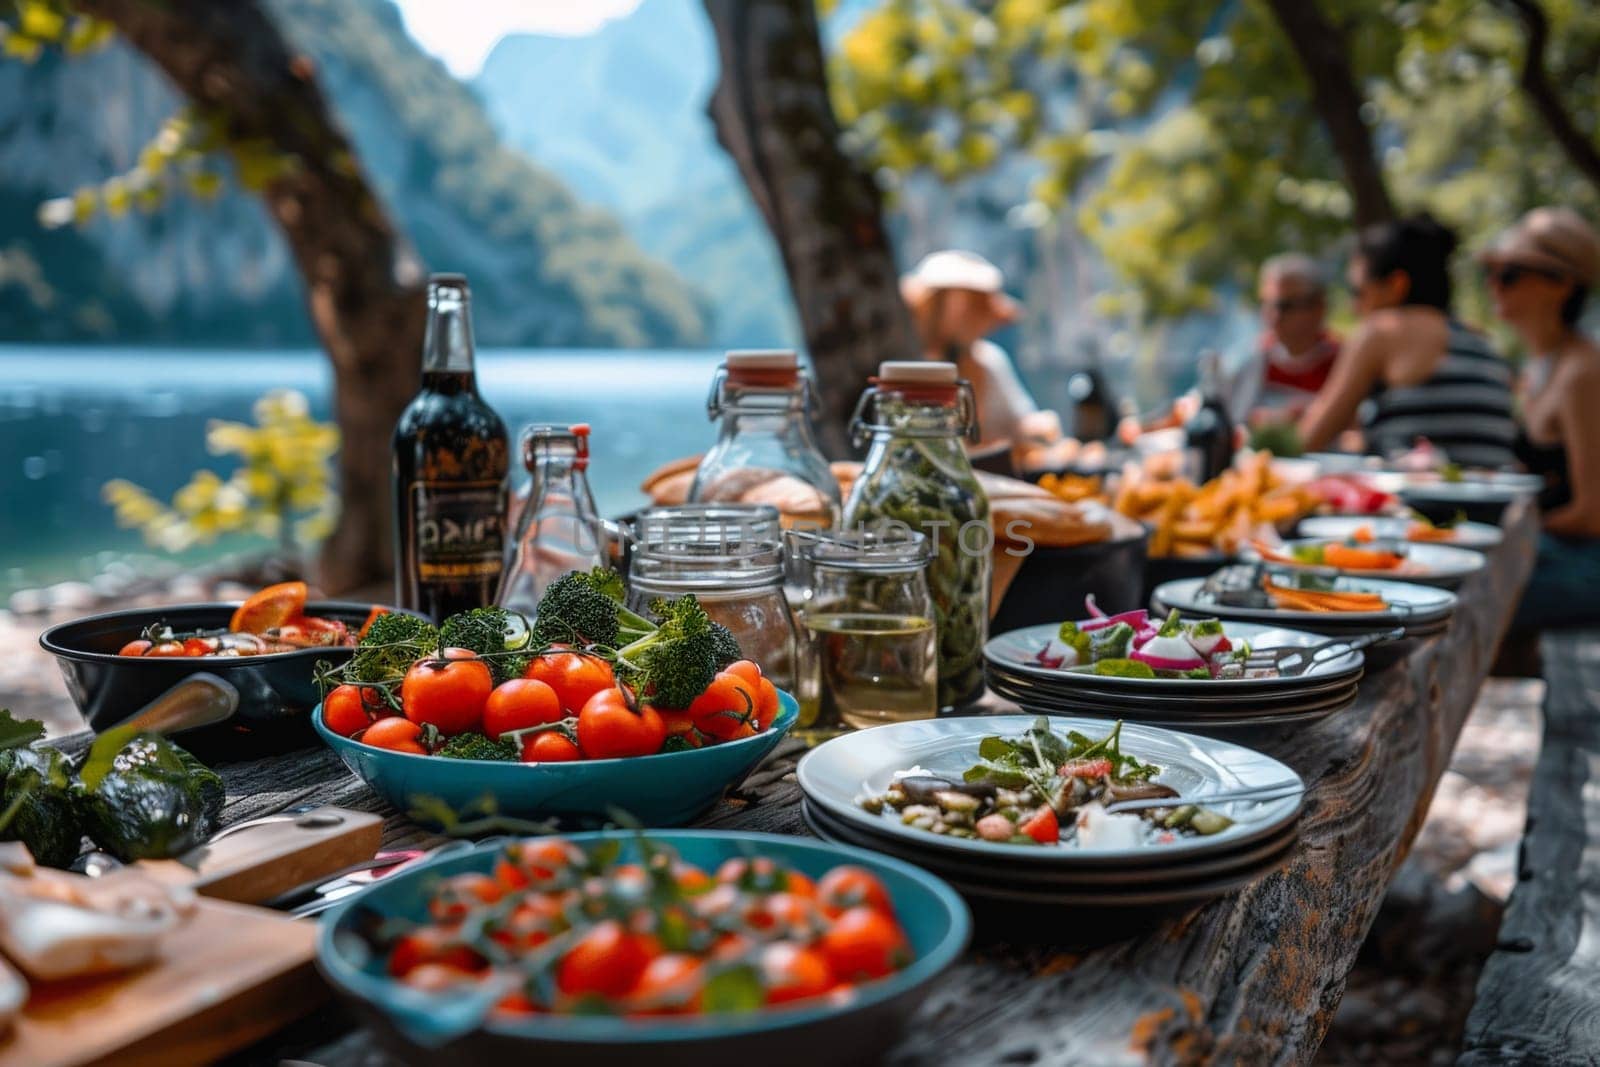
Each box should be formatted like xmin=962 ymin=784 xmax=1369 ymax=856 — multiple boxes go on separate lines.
xmin=1056 ymin=621 xmax=1092 ymax=661
xmin=0 ymin=710 xmax=46 ymax=753
xmin=79 ymin=733 xmax=224 ymax=861
xmin=1088 ymin=621 xmax=1135 ymax=660
xmin=1092 ymin=658 xmax=1156 ymax=678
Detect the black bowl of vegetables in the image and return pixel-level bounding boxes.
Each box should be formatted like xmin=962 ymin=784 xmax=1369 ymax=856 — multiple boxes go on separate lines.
xmin=39 ymin=593 xmax=422 ymax=759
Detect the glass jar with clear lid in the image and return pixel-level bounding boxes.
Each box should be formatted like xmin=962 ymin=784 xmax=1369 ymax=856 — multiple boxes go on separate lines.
xmin=788 ymin=527 xmax=936 ymax=740
xmin=626 ymin=503 xmax=797 ymax=692
xmin=689 ymin=350 xmax=841 ymax=529
xmin=499 ymin=424 xmax=609 ymax=617
xmin=843 ymin=361 xmax=991 ymax=711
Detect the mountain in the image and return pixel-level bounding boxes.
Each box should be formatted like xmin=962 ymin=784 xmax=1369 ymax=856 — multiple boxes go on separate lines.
xmin=0 ymin=0 xmax=708 ymax=348
xmin=474 ymin=0 xmax=800 ymax=349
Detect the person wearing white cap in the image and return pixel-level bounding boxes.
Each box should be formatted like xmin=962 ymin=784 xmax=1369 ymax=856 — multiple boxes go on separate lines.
xmin=1480 ymin=207 xmax=1600 ymax=630
xmin=900 ymin=250 xmax=1042 ymax=453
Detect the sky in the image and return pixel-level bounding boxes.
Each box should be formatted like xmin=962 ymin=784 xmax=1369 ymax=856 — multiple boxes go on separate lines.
xmin=392 ymin=0 xmax=645 ymax=77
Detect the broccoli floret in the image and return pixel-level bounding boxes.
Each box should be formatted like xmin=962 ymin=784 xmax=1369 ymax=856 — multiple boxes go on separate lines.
xmin=347 ymin=612 xmax=438 ymax=683
xmin=440 ymin=607 xmax=529 ymax=683
xmin=435 ymin=732 xmax=518 ymax=761
xmin=530 ymin=568 xmax=654 ymax=649
xmin=611 ymin=594 xmax=719 ymax=709
xmin=709 ymin=622 xmax=742 ymax=669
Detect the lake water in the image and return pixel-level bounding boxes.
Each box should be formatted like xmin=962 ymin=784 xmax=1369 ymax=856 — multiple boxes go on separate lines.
xmin=0 ymin=346 xmax=725 ymax=599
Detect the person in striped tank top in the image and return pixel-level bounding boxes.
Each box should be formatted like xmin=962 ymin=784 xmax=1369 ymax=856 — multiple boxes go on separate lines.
xmin=1297 ymin=215 xmax=1516 ymax=469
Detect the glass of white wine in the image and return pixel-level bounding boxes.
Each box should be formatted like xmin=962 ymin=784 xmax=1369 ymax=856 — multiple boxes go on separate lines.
xmin=788 ymin=527 xmax=937 ymax=741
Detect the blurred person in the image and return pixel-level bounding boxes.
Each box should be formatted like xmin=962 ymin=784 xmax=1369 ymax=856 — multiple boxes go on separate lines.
xmin=1115 ymin=252 xmax=1342 ymax=444
xmin=1480 ymin=207 xmax=1600 ymax=629
xmin=901 ymin=250 xmax=1043 ymax=452
xmin=1296 ymin=214 xmax=1516 ymax=468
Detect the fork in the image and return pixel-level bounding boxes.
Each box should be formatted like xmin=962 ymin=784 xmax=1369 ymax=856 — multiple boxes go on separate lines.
xmin=1241 ymin=627 xmax=1405 ymax=676
xmin=1103 ymin=780 xmax=1303 ymax=814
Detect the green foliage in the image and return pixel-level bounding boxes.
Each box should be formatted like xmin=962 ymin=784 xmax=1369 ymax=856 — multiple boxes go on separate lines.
xmin=831 ymin=0 xmax=1600 ymax=318
xmin=102 ymin=389 xmax=339 ymax=553
xmin=0 ymin=0 xmax=109 ymax=62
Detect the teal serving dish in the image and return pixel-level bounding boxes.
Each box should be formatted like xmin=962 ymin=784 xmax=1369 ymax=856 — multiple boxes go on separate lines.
xmin=313 ymin=691 xmax=798 ymax=826
xmin=316 ymin=831 xmax=970 ymax=1067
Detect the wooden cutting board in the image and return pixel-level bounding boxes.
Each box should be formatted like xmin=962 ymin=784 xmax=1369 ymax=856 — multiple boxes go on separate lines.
xmin=0 ymin=808 xmax=386 ymax=1067
xmin=0 ymin=892 xmax=322 ymax=1067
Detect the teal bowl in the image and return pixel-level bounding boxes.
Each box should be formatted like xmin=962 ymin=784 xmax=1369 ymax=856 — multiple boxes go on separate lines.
xmin=316 ymin=830 xmax=970 ymax=1067
xmin=313 ymin=691 xmax=798 ymax=826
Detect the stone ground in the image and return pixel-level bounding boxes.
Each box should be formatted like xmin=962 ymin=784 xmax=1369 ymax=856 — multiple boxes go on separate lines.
xmin=0 ymin=584 xmax=1545 ymax=1064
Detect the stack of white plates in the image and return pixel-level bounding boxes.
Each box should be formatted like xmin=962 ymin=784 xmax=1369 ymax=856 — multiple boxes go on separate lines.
xmin=1239 ymin=538 xmax=1485 ymax=590
xmin=983 ymin=622 xmax=1365 ymax=729
xmin=796 ymin=715 xmax=1304 ymax=909
xmin=1152 ymin=571 xmax=1457 ymax=640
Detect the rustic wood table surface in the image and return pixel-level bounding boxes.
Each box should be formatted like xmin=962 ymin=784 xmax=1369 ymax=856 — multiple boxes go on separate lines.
xmin=214 ymin=500 xmax=1538 ymax=1067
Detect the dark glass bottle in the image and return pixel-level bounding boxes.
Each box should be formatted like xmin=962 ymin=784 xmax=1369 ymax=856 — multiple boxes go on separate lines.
xmin=393 ymin=274 xmax=509 ymax=621
xmin=1185 ymin=350 xmax=1235 ymax=483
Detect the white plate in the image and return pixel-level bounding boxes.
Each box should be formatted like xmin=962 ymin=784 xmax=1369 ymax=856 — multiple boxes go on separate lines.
xmin=1296 ymin=515 xmax=1502 ymax=551
xmin=986 ymin=620 xmax=1363 ymax=691
xmin=1241 ymin=538 xmax=1485 ymax=588
xmin=1151 ymin=575 xmax=1457 ymax=629
xmin=796 ymin=714 xmax=1305 ymax=866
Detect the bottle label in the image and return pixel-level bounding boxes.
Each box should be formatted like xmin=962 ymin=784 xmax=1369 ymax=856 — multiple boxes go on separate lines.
xmin=410 ymin=481 xmax=505 ymax=580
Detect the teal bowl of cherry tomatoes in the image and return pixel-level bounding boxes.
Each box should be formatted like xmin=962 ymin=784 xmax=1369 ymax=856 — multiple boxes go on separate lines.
xmin=316 ymin=830 xmax=970 ymax=1067
xmin=311 ymin=660 xmax=799 ymax=827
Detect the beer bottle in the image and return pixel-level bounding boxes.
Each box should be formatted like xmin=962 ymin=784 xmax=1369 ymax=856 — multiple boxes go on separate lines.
xmin=1184 ymin=349 xmax=1236 ymax=483
xmin=393 ymin=274 xmax=509 ymax=620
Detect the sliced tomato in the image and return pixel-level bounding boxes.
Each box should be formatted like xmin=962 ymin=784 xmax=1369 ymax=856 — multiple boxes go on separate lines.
xmin=229 ymin=581 xmax=308 ymax=634
xmin=1018 ymin=806 xmax=1060 ymax=844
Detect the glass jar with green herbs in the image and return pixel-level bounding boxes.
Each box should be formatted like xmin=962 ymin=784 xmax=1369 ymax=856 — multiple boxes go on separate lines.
xmin=842 ymin=361 xmax=990 ymax=710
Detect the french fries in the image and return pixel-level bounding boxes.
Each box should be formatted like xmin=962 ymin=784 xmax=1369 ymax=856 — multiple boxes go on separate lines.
xmin=1113 ymin=453 xmax=1319 ymax=558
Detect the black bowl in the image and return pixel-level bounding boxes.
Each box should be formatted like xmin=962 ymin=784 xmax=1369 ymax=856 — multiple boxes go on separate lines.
xmin=39 ymin=600 xmax=421 ymax=759
xmin=990 ymin=521 xmax=1149 ymax=633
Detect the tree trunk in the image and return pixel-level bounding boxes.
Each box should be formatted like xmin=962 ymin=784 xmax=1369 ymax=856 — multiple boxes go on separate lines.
xmin=1263 ymin=0 xmax=1396 ymax=228
xmin=75 ymin=0 xmax=425 ymax=595
xmin=703 ymin=0 xmax=919 ymax=456
xmin=1501 ymin=0 xmax=1600 ymax=197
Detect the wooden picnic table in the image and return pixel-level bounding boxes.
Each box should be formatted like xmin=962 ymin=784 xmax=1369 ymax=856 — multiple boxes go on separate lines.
xmin=219 ymin=500 xmax=1538 ymax=1067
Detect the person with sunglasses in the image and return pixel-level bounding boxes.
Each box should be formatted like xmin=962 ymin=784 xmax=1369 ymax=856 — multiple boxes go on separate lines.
xmin=1480 ymin=207 xmax=1600 ymax=630
xmin=1296 ymin=214 xmax=1517 ymax=469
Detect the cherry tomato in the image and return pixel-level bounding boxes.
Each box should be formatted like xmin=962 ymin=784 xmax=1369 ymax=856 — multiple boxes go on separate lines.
xmin=723 ymin=660 xmax=763 ymax=687
xmin=818 ymin=907 xmax=908 ymax=982
xmin=576 ymin=688 xmax=665 ymax=759
xmin=117 ymin=639 xmax=152 ymax=657
xmin=556 ymin=920 xmax=656 ymax=998
xmin=1018 ymin=806 xmax=1059 ymax=845
xmin=672 ymin=861 xmax=713 ymax=895
xmin=388 ymin=927 xmax=486 ymax=977
xmin=229 ymin=580 xmax=307 ymax=634
xmin=490 ymin=895 xmax=568 ymax=951
xmin=752 ymin=678 xmax=780 ymax=730
xmin=627 ymin=953 xmax=704 ymax=1014
xmin=361 ymin=716 xmax=427 ymax=755
xmin=749 ymin=892 xmax=820 ymax=937
xmin=687 ymin=672 xmax=759 ymax=742
xmin=144 ymin=641 xmax=188 ymax=657
xmin=784 ymin=870 xmax=817 ymax=899
xmin=322 ymin=684 xmax=375 ymax=737
xmin=493 ymin=991 xmax=542 ymax=1016
xmin=275 ymin=615 xmax=349 ymax=647
xmin=520 ymin=731 xmax=581 ymax=763
xmin=716 ymin=856 xmax=789 ymax=893
xmin=428 ymin=873 xmax=505 ymax=922
xmin=402 ymin=655 xmax=493 ymax=736
xmin=495 ymin=838 xmax=586 ymax=889
xmin=441 ymin=646 xmax=479 ymax=661
xmin=817 ymin=866 xmax=894 ymax=918
xmin=660 ymin=710 xmax=703 ymax=749
xmin=525 ymin=652 xmax=615 ymax=713
xmin=761 ymin=942 xmax=835 ymax=1005
xmin=483 ymin=678 xmax=562 ymax=740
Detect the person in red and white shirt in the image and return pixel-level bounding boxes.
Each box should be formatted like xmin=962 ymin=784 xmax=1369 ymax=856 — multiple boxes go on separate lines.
xmin=1236 ymin=252 xmax=1342 ymax=426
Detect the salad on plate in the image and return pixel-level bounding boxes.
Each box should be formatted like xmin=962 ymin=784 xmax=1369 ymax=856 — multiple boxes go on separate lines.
xmin=857 ymin=718 xmax=1232 ymax=849
xmin=1025 ymin=598 xmax=1274 ymax=680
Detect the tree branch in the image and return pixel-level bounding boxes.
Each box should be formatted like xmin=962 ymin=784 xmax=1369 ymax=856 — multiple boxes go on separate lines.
xmin=74 ymin=0 xmax=426 ymax=593
xmin=702 ymin=0 xmax=920 ymax=455
xmin=1501 ymin=0 xmax=1600 ymax=195
xmin=1262 ymin=0 xmax=1395 ymax=227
